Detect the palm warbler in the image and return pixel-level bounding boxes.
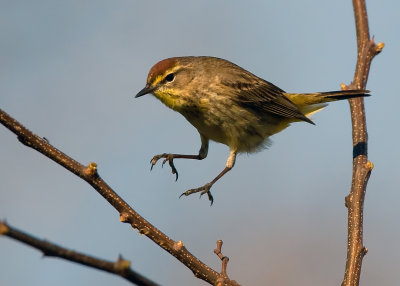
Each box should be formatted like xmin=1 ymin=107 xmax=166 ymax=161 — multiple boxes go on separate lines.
xmin=135 ymin=56 xmax=369 ymax=204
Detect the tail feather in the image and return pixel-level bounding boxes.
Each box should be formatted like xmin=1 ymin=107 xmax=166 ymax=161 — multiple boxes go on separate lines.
xmin=317 ymin=90 xmax=370 ymax=101
xmin=285 ymin=89 xmax=370 ymax=119
xmin=286 ymin=90 xmax=370 ymax=106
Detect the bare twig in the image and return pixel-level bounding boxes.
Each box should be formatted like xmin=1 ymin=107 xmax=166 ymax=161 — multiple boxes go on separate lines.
xmin=213 ymin=240 xmax=230 ymax=281
xmin=0 ymin=221 xmax=158 ymax=286
xmin=342 ymin=1 xmax=383 ymax=285
xmin=0 ymin=109 xmax=240 ymax=286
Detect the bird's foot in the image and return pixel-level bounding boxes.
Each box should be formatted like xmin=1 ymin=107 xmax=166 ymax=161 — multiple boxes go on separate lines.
xmin=150 ymin=153 xmax=178 ymax=181
xmin=179 ymin=183 xmax=214 ymax=205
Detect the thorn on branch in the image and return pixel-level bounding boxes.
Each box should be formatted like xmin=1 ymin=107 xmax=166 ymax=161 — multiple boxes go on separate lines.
xmin=138 ymin=227 xmax=150 ymax=236
xmin=119 ymin=212 xmax=131 ymax=223
xmin=362 ymin=247 xmax=368 ymax=256
xmin=367 ymin=38 xmax=384 ymax=58
xmin=83 ymin=162 xmax=98 ymax=177
xmin=0 ymin=221 xmax=9 ymax=234
xmin=173 ymin=240 xmax=185 ymax=251
xmin=114 ymin=255 xmax=131 ymax=273
xmin=365 ymin=161 xmax=374 ymax=171
xmin=345 ymin=195 xmax=351 ymax=208
xmin=375 ymin=42 xmax=384 ymax=53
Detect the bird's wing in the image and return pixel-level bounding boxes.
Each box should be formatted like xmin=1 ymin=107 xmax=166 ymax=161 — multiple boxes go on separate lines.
xmin=227 ymin=79 xmax=313 ymax=124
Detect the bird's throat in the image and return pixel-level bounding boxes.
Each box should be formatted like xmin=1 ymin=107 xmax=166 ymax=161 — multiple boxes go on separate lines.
xmin=153 ymin=91 xmax=186 ymax=112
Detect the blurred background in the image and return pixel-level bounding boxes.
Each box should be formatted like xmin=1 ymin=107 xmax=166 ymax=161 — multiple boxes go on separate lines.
xmin=0 ymin=1 xmax=398 ymax=285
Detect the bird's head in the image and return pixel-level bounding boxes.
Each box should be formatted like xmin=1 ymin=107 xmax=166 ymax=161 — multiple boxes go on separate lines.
xmin=135 ymin=57 xmax=198 ymax=111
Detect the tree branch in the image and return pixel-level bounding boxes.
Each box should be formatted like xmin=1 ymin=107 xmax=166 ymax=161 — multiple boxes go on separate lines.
xmin=342 ymin=1 xmax=383 ymax=285
xmin=0 ymin=221 xmax=158 ymax=286
xmin=0 ymin=109 xmax=240 ymax=286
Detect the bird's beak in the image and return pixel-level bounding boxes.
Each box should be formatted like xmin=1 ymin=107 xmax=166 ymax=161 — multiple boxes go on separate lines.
xmin=135 ymin=85 xmax=155 ymax=98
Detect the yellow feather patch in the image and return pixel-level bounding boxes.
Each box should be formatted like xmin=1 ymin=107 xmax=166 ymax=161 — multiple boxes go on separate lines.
xmin=301 ymin=103 xmax=327 ymax=117
xmin=152 ymin=75 xmax=164 ymax=85
xmin=148 ymin=65 xmax=181 ymax=86
xmin=199 ymin=98 xmax=210 ymax=109
xmin=153 ymin=90 xmax=184 ymax=111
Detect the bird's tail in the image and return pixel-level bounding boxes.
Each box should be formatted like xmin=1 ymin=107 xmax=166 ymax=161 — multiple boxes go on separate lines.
xmin=285 ymin=90 xmax=370 ymax=117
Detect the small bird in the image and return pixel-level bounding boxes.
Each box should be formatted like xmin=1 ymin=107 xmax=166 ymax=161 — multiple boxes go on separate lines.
xmin=135 ymin=56 xmax=369 ymax=204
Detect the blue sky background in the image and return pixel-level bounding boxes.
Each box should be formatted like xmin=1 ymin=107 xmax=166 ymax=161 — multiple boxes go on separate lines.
xmin=1 ymin=1 xmax=399 ymax=285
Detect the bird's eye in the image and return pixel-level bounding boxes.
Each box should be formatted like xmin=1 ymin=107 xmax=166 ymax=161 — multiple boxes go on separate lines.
xmin=165 ymin=73 xmax=175 ymax=82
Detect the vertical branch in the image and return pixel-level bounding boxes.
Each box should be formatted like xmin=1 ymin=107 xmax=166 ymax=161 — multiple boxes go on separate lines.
xmin=342 ymin=1 xmax=383 ymax=285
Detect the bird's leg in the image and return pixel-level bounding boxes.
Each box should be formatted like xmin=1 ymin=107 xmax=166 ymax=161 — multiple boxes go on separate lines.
xmin=180 ymin=149 xmax=237 ymax=205
xmin=150 ymin=134 xmax=209 ymax=181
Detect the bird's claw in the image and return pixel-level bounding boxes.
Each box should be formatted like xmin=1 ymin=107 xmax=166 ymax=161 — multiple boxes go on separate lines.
xmin=150 ymin=153 xmax=179 ymax=181
xmin=179 ymin=183 xmax=214 ymax=205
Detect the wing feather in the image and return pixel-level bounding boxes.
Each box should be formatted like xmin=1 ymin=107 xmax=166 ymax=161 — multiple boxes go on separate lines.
xmin=224 ymin=79 xmax=313 ymax=124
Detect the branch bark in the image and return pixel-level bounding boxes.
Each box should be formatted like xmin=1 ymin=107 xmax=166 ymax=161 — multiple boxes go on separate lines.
xmin=342 ymin=1 xmax=383 ymax=285
xmin=0 ymin=109 xmax=239 ymax=286
xmin=0 ymin=221 xmax=159 ymax=286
